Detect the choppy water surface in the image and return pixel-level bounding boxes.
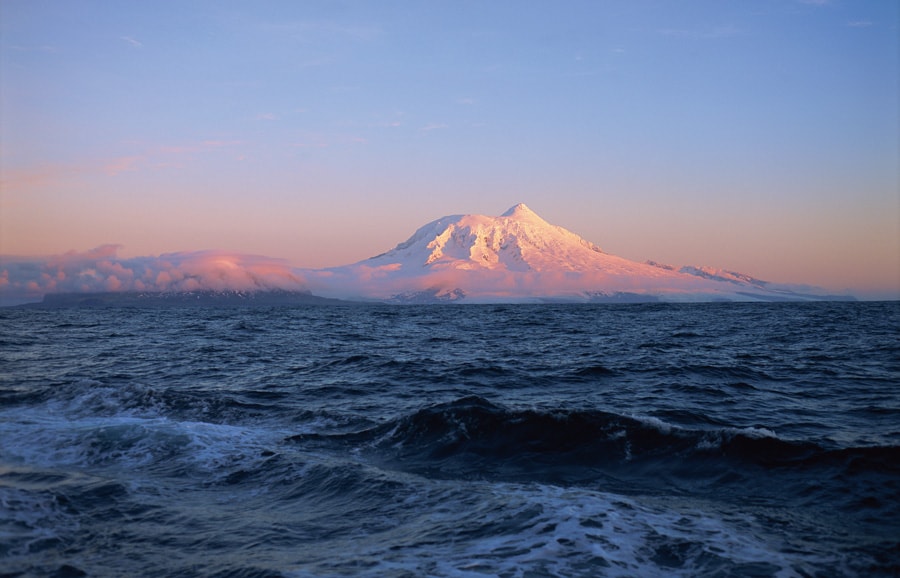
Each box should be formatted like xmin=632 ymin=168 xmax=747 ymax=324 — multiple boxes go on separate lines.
xmin=1 ymin=302 xmax=898 ymax=576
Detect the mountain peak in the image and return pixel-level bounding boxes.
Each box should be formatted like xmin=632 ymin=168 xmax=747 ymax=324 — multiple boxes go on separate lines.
xmin=309 ymin=203 xmax=840 ymax=303
xmin=501 ymin=203 xmax=542 ymax=221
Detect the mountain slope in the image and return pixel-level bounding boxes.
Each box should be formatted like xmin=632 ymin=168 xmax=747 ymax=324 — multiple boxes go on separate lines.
xmin=303 ymin=204 xmax=847 ymax=303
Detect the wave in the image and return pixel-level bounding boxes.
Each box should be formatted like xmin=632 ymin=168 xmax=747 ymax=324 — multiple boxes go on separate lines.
xmin=3 ymin=393 xmax=896 ymax=576
xmin=2 ymin=379 xmax=322 ymax=428
xmin=291 ymin=396 xmax=900 ymax=508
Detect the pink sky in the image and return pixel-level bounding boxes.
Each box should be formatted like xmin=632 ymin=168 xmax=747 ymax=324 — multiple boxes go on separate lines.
xmin=2 ymin=1 xmax=898 ymax=300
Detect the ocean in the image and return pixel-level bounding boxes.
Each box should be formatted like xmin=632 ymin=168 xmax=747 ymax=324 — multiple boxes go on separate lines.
xmin=1 ymin=302 xmax=897 ymax=577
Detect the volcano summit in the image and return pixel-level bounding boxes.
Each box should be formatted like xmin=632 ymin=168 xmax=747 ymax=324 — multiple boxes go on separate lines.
xmin=303 ymin=204 xmax=845 ymax=303
xmin=2 ymin=204 xmax=853 ymax=307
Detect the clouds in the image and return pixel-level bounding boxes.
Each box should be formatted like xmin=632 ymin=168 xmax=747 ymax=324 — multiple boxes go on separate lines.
xmin=0 ymin=246 xmax=308 ymax=305
xmin=301 ymin=259 xmax=744 ymax=303
xmin=120 ymin=36 xmax=143 ymax=48
xmin=5 ymin=139 xmax=246 ymax=191
xmin=103 ymin=156 xmax=141 ymax=176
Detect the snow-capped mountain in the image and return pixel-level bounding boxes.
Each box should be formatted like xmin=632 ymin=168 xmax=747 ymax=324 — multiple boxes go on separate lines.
xmin=302 ymin=204 xmax=846 ymax=303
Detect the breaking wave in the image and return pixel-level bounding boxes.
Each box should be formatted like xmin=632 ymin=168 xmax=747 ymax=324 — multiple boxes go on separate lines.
xmin=291 ymin=396 xmax=900 ymax=515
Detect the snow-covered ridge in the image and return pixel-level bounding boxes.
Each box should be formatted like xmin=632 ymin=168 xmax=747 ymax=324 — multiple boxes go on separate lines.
xmin=2 ymin=203 xmax=854 ymax=306
xmin=368 ymin=203 xmax=604 ymax=274
xmin=679 ymin=266 xmax=768 ymax=287
xmin=303 ymin=204 xmax=848 ymax=303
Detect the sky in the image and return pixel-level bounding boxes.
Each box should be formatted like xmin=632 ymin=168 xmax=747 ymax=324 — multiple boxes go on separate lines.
xmin=1 ymin=0 xmax=898 ymax=300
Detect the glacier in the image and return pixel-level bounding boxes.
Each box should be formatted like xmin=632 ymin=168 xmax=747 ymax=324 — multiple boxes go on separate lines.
xmin=300 ymin=204 xmax=850 ymax=303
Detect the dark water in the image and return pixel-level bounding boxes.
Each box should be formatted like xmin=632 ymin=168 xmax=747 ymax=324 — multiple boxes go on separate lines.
xmin=1 ymin=302 xmax=898 ymax=577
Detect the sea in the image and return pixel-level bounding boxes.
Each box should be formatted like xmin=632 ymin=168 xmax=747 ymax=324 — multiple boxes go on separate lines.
xmin=1 ymin=301 xmax=898 ymax=577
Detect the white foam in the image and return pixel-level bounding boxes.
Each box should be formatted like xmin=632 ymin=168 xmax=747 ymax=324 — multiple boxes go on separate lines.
xmin=731 ymin=426 xmax=778 ymax=439
xmin=46 ymin=380 xmax=169 ymax=419
xmin=0 ymin=406 xmax=288 ymax=483
xmin=696 ymin=426 xmax=779 ymax=451
xmin=283 ymin=480 xmax=834 ymax=577
xmin=629 ymin=414 xmax=678 ymax=435
xmin=0 ymin=479 xmax=80 ymax=563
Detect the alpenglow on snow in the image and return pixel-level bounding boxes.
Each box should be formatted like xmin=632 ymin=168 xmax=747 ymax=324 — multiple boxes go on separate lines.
xmin=3 ymin=204 xmax=851 ymax=306
xmin=300 ymin=204 xmax=845 ymax=303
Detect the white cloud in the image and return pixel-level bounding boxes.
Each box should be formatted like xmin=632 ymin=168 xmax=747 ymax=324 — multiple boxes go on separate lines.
xmin=0 ymin=247 xmax=308 ymax=304
xmin=120 ymin=36 xmax=143 ymax=48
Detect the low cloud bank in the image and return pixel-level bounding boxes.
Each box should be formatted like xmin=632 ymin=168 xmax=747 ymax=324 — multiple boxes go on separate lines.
xmin=0 ymin=245 xmax=308 ymax=305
